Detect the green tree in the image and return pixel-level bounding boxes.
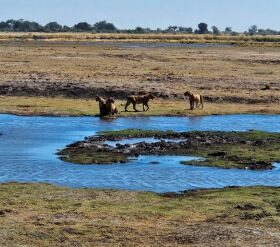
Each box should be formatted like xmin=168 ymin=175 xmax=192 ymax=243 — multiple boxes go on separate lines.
xmin=13 ymin=19 xmax=43 ymax=32
xmin=224 ymin=27 xmax=232 ymax=34
xmin=212 ymin=26 xmax=220 ymax=35
xmin=248 ymin=25 xmax=258 ymax=35
xmin=62 ymin=25 xmax=71 ymax=32
xmin=167 ymin=26 xmax=178 ymax=32
xmin=73 ymin=22 xmax=92 ymax=31
xmin=135 ymin=27 xmax=145 ymax=33
xmin=6 ymin=19 xmax=16 ymax=30
xmin=45 ymin=22 xmax=62 ymax=32
xmin=197 ymin=23 xmax=208 ymax=34
xmin=0 ymin=21 xmax=11 ymax=31
xmin=257 ymin=28 xmax=278 ymax=35
xmin=178 ymin=26 xmax=193 ymax=33
xmin=93 ymin=21 xmax=117 ymax=32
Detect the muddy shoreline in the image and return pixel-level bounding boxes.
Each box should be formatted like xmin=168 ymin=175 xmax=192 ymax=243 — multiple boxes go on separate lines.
xmin=58 ymin=130 xmax=280 ymax=170
xmin=1 ymin=82 xmax=279 ymax=104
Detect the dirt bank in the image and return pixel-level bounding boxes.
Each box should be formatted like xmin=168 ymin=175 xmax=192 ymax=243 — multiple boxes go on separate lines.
xmin=1 ymin=81 xmax=279 ymax=104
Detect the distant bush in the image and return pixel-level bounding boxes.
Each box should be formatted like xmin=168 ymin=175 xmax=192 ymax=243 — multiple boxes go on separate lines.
xmin=178 ymin=26 xmax=193 ymax=33
xmin=94 ymin=21 xmax=117 ymax=32
xmin=248 ymin=25 xmax=258 ymax=35
xmin=196 ymin=23 xmax=208 ymax=34
xmin=212 ymin=26 xmax=220 ymax=35
xmin=73 ymin=22 xmax=92 ymax=31
xmin=0 ymin=19 xmax=280 ymax=39
xmin=44 ymin=22 xmax=63 ymax=32
xmin=2 ymin=19 xmax=44 ymax=32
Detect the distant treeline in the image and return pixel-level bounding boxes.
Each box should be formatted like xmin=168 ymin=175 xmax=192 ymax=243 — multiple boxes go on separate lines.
xmin=0 ymin=19 xmax=279 ymax=36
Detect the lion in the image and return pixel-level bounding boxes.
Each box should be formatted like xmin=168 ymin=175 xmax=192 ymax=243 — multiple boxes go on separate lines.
xmin=122 ymin=93 xmax=155 ymax=112
xmin=184 ymin=91 xmax=204 ymax=110
xmin=105 ymin=98 xmax=118 ymax=115
xmin=96 ymin=96 xmax=107 ymax=116
xmin=96 ymin=96 xmax=118 ymax=116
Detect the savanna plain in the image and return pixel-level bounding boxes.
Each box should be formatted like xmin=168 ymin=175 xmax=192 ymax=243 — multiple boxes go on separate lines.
xmin=0 ymin=34 xmax=279 ymax=116
xmin=0 ymin=34 xmax=280 ymax=246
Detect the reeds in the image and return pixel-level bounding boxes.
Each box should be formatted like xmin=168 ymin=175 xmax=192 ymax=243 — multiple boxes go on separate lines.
xmin=1 ymin=32 xmax=280 ymax=45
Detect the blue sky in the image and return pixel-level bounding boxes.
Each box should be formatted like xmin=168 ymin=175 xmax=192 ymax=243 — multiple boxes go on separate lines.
xmin=0 ymin=0 xmax=279 ymax=31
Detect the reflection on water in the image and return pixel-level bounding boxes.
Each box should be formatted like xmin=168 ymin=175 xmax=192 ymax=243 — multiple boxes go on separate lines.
xmin=0 ymin=114 xmax=280 ymax=193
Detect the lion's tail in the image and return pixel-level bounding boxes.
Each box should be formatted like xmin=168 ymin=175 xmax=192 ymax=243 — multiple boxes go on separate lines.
xmin=200 ymin=95 xmax=204 ymax=109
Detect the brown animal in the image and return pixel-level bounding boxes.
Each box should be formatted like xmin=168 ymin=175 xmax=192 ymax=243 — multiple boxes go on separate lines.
xmin=184 ymin=91 xmax=204 ymax=110
xmin=122 ymin=93 xmax=155 ymax=112
xmin=96 ymin=96 xmax=107 ymax=116
xmin=96 ymin=96 xmax=118 ymax=116
xmin=105 ymin=98 xmax=118 ymax=115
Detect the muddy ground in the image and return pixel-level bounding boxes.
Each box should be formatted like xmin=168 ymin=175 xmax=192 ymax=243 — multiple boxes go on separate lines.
xmin=0 ymin=41 xmax=279 ymax=104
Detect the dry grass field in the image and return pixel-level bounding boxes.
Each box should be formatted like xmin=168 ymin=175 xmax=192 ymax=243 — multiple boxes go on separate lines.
xmin=2 ymin=32 xmax=280 ymax=45
xmin=0 ymin=36 xmax=279 ymax=116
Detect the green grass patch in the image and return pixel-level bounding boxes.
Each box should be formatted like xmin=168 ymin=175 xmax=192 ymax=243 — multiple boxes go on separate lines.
xmin=61 ymin=152 xmax=128 ymax=165
xmin=181 ymin=141 xmax=280 ymax=170
xmin=0 ymin=183 xmax=280 ymax=246
xmin=99 ymin=128 xmax=174 ymax=137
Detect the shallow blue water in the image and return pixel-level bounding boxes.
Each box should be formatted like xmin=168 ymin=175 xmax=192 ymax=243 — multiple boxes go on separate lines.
xmin=115 ymin=42 xmax=232 ymax=48
xmin=0 ymin=114 xmax=279 ymax=193
xmin=60 ymin=41 xmax=232 ymax=49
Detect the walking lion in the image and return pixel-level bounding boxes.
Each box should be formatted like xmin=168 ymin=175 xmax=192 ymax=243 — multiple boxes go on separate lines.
xmin=122 ymin=93 xmax=155 ymax=112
